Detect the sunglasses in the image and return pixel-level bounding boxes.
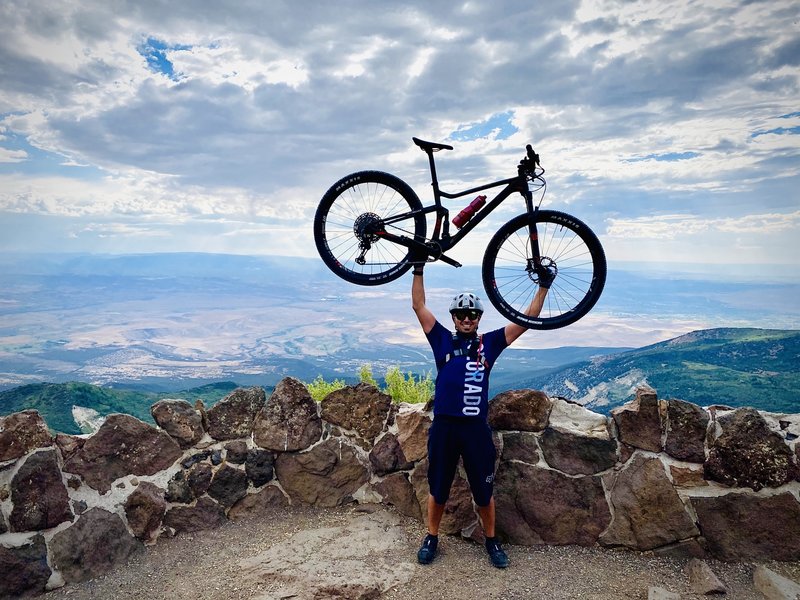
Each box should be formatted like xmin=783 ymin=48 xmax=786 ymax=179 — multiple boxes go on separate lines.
xmin=453 ymin=310 xmax=482 ymax=321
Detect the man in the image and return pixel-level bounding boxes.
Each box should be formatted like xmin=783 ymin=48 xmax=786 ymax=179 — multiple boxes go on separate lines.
xmin=411 ymin=259 xmax=554 ymax=568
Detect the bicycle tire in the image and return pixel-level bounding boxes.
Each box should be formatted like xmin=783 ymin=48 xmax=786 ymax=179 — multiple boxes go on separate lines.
xmin=482 ymin=210 xmax=606 ymax=330
xmin=314 ymin=170 xmax=427 ymax=286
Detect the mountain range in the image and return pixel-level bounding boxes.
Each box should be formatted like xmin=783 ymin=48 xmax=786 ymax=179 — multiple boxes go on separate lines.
xmin=2 ymin=327 xmax=797 ymax=434
xmin=523 ymin=327 xmax=800 ymax=414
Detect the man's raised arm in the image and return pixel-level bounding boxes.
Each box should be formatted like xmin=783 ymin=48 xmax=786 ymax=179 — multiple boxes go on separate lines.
xmin=412 ymin=266 xmax=436 ymax=334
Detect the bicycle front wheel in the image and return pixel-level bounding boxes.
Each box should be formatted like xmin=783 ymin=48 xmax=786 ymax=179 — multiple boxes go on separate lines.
xmin=482 ymin=210 xmax=606 ymax=329
xmin=314 ymin=170 xmax=427 ymax=286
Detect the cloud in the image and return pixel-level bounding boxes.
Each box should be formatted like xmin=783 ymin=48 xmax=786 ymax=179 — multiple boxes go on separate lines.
xmin=0 ymin=0 xmax=796 ymax=265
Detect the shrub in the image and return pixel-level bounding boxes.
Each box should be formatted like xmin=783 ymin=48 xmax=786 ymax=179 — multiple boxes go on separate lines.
xmin=305 ymin=364 xmax=433 ymax=404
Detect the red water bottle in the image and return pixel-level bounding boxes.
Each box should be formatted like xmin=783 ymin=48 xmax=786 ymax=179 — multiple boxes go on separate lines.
xmin=452 ymin=195 xmax=487 ymax=228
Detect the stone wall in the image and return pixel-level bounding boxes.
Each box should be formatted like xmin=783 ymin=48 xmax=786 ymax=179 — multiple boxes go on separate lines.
xmin=1 ymin=380 xmax=799 ymax=597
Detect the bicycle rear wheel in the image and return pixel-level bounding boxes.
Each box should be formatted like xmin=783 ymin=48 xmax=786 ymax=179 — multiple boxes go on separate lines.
xmin=314 ymin=170 xmax=427 ymax=286
xmin=482 ymin=210 xmax=606 ymax=329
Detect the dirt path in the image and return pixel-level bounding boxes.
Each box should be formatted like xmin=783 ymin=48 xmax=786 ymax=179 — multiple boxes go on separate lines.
xmin=44 ymin=504 xmax=799 ymax=600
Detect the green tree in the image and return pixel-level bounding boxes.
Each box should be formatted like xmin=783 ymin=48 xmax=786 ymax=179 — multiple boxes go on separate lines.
xmin=305 ymin=374 xmax=346 ymax=402
xmin=383 ymin=367 xmax=434 ymax=404
xmin=359 ymin=364 xmax=378 ymax=387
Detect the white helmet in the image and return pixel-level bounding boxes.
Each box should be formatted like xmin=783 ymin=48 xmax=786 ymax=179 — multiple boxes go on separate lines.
xmin=449 ymin=292 xmax=484 ymax=314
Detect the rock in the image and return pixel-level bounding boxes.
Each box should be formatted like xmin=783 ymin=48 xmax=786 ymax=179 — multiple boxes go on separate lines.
xmin=50 ymin=508 xmax=143 ymax=583
xmin=488 ymin=389 xmax=551 ymax=431
xmin=54 ymin=433 xmax=84 ymax=462
xmin=252 ymin=378 xmax=322 ymax=452
xmin=187 ymin=462 xmax=214 ymax=497
xmin=704 ymin=407 xmax=798 ymax=490
xmin=274 ymin=438 xmax=369 ymax=507
xmin=206 ymin=387 xmax=266 ymax=441
xmin=163 ymin=496 xmax=227 ymax=533
xmin=375 ymin=472 xmax=422 ymax=520
xmin=410 ymin=458 xmax=476 ymax=535
xmin=320 ymin=382 xmax=392 ymax=442
xmin=691 ymin=491 xmax=800 ymax=560
xmin=224 ymin=440 xmax=249 ymax=464
xmin=150 ymin=399 xmax=204 ymax=448
xmin=369 ymin=432 xmax=412 ymax=475
xmin=600 ymin=454 xmax=699 ymax=551
xmin=669 ymin=464 xmax=708 ymax=487
xmin=245 ymin=449 xmax=275 ymax=487
xmin=686 ymin=558 xmax=727 ymax=595
xmin=494 ymin=460 xmax=611 ymax=545
xmin=229 ymin=485 xmax=289 ymax=520
xmin=210 ymin=448 xmax=223 ymax=465
xmin=124 ymin=481 xmax=166 ymax=544
xmin=395 ymin=406 xmax=431 ymax=462
xmin=664 ymin=399 xmax=709 ymax=463
xmin=648 ymin=587 xmax=680 ymax=600
xmin=181 ymin=450 xmax=211 ymax=469
xmin=0 ymin=410 xmax=52 ymax=461
xmin=0 ymin=534 xmax=51 ymax=598
xmin=166 ymin=470 xmax=194 ymax=503
xmin=239 ymin=510 xmax=415 ymax=600
xmin=62 ymin=414 xmax=182 ymax=493
xmin=539 ymin=426 xmax=617 ymax=475
xmin=549 ymin=398 xmax=611 ymax=438
xmin=500 ymin=431 xmax=540 ymax=464
xmin=611 ymin=386 xmax=662 ymax=452
xmin=207 ymin=464 xmax=249 ymax=508
xmin=753 ymin=566 xmax=800 ymax=600
xmin=10 ymin=449 xmax=74 ymax=532
xmin=0 ymin=510 xmax=5 ymax=534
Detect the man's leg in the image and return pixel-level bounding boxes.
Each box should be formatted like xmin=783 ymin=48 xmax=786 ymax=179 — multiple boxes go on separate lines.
xmin=476 ymin=496 xmax=496 ymax=538
xmin=427 ymin=494 xmax=446 ymax=535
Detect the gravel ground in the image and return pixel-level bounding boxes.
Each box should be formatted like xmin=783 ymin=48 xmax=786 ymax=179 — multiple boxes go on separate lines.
xmin=44 ymin=504 xmax=800 ymax=600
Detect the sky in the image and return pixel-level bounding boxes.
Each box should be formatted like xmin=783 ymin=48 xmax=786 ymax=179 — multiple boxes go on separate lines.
xmin=1 ymin=0 xmax=799 ymax=277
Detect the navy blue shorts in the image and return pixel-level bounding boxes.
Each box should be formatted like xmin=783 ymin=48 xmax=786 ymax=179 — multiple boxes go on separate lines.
xmin=426 ymin=416 xmax=496 ymax=507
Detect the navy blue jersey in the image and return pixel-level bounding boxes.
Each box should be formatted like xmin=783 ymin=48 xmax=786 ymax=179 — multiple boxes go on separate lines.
xmin=426 ymin=321 xmax=508 ymax=419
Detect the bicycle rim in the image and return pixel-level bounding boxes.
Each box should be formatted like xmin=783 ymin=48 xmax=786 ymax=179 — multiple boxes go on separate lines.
xmin=482 ymin=210 xmax=606 ymax=329
xmin=314 ymin=171 xmax=426 ymax=286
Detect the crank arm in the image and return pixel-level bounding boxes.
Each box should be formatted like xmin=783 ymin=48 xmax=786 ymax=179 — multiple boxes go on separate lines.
xmin=376 ymin=231 xmax=462 ymax=268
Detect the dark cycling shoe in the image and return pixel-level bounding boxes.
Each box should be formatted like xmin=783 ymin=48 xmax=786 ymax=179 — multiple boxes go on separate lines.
xmin=417 ymin=533 xmax=438 ymax=565
xmin=485 ymin=537 xmax=509 ymax=568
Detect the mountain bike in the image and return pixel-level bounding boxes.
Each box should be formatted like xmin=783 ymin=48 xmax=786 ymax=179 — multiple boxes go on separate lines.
xmin=314 ymin=137 xmax=606 ymax=330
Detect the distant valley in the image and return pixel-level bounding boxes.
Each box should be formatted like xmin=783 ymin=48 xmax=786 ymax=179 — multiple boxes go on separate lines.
xmin=1 ymin=253 xmax=798 ymax=431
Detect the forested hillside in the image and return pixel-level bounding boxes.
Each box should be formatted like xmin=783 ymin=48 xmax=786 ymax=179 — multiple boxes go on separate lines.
xmin=0 ymin=381 xmax=241 ymax=434
xmin=523 ymin=328 xmax=800 ymax=413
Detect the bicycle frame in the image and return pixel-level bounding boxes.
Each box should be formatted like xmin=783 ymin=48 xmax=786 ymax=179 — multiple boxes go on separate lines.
xmin=378 ymin=147 xmax=540 ymax=269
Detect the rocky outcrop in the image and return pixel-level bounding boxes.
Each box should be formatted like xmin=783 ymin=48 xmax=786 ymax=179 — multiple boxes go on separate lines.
xmin=62 ymin=414 xmax=182 ymax=493
xmin=691 ymin=492 xmax=800 ymax=560
xmin=495 ymin=460 xmax=611 ymax=545
xmin=206 ymin=387 xmax=265 ymax=440
xmin=150 ymin=399 xmax=204 ymax=448
xmin=9 ymin=449 xmax=73 ymax=532
xmin=2 ymin=381 xmax=799 ymax=599
xmin=704 ymin=407 xmax=798 ymax=490
xmin=252 ymin=378 xmax=322 ymax=451
xmin=320 ymin=382 xmax=391 ymax=443
xmin=488 ymin=388 xmax=551 ymax=431
xmin=0 ymin=410 xmax=52 ymax=461
xmin=664 ymin=399 xmax=708 ymax=463
xmin=124 ymin=481 xmax=167 ymax=544
xmin=0 ymin=534 xmax=51 ymax=598
xmin=275 ymin=438 xmax=369 ymax=507
xmin=612 ymin=386 xmax=662 ymax=452
xmin=50 ymin=508 xmax=142 ymax=583
xmin=600 ymin=454 xmax=699 ymax=550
